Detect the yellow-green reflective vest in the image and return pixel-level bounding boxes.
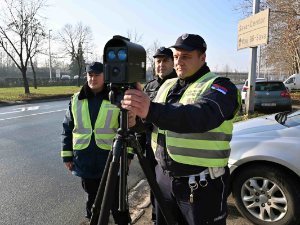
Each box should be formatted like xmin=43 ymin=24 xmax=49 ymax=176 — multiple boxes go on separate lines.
xmin=151 ymin=72 xmax=241 ymax=168
xmin=71 ymin=93 xmax=119 ymax=150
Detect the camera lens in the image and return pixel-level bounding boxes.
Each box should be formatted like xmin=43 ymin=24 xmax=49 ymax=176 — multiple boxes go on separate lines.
xmin=112 ymin=67 xmax=120 ymax=77
xmin=108 ymin=50 xmax=116 ymax=60
xmin=118 ymin=49 xmax=127 ymax=60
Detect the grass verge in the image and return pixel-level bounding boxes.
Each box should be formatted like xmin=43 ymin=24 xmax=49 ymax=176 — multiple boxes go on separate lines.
xmin=0 ymin=86 xmax=81 ymax=101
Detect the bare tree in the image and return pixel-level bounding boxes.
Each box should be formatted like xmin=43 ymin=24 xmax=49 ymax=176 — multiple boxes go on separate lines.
xmin=232 ymin=0 xmax=300 ymax=76
xmin=214 ymin=64 xmax=219 ymax=73
xmin=56 ymin=22 xmax=93 ymax=87
xmin=126 ymin=28 xmax=144 ymax=44
xmin=0 ymin=0 xmax=48 ymax=94
xmin=146 ymin=39 xmax=161 ymax=76
xmin=223 ymin=63 xmax=231 ymax=77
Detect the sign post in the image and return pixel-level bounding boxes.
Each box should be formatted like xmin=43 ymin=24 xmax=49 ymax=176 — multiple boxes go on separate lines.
xmin=238 ymin=2 xmax=269 ymax=114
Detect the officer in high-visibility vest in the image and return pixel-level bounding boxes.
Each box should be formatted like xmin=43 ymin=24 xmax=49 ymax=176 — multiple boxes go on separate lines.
xmin=123 ymin=34 xmax=241 ymax=225
xmin=61 ymin=62 xmax=134 ymax=225
xmin=136 ymin=47 xmax=177 ymax=224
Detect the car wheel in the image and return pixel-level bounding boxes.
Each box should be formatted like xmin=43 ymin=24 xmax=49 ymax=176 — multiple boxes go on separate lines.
xmin=232 ymin=164 xmax=300 ymax=225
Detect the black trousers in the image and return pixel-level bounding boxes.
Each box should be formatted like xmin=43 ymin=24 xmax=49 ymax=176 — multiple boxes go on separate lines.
xmin=155 ymin=165 xmax=230 ymax=225
xmin=81 ymin=177 xmax=130 ymax=225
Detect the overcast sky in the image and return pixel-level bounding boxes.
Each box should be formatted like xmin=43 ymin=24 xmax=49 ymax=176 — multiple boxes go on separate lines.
xmin=46 ymin=0 xmax=252 ymax=72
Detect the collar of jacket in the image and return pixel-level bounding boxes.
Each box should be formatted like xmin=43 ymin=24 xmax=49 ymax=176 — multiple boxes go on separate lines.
xmin=179 ymin=63 xmax=210 ymax=87
xmin=78 ymin=81 xmax=110 ymax=101
xmin=155 ymin=69 xmax=178 ymax=86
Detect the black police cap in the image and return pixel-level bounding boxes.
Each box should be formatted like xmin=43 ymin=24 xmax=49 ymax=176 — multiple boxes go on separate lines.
xmin=153 ymin=47 xmax=173 ymax=59
xmin=169 ymin=33 xmax=207 ymax=52
xmin=85 ymin=62 xmax=103 ymax=74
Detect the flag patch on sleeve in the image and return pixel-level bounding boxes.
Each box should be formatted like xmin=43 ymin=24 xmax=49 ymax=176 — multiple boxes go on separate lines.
xmin=211 ymin=84 xmax=228 ymax=94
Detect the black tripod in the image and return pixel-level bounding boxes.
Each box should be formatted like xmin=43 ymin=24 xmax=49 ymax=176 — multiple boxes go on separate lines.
xmin=89 ymin=84 xmax=177 ymax=225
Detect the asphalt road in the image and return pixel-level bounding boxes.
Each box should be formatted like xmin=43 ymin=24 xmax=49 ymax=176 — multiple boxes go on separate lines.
xmin=0 ymin=99 xmax=145 ymax=225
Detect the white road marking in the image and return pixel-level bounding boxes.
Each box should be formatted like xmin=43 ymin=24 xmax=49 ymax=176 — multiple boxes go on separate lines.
xmin=21 ymin=106 xmax=40 ymax=111
xmin=0 ymin=106 xmax=40 ymax=115
xmin=0 ymin=111 xmax=21 ymax=115
xmin=0 ymin=109 xmax=66 ymax=121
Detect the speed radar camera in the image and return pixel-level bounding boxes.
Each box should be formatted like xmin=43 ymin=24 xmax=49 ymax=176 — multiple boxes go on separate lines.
xmin=103 ymin=35 xmax=146 ymax=84
xmin=103 ymin=35 xmax=146 ymax=106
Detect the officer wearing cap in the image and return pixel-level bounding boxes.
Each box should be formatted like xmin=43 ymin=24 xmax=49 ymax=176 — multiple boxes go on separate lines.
xmin=136 ymin=47 xmax=177 ymax=223
xmin=123 ymin=34 xmax=241 ymax=224
xmin=61 ymin=62 xmax=134 ymax=225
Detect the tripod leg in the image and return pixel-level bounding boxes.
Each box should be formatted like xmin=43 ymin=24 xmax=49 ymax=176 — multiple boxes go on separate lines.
xmin=129 ymin=138 xmax=177 ymax=225
xmin=97 ymin=136 xmax=123 ymax=225
xmin=90 ymin=150 xmax=113 ymax=225
xmin=119 ymin=142 xmax=127 ymax=212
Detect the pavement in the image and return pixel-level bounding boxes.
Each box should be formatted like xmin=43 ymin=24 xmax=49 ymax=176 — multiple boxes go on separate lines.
xmin=109 ymin=179 xmax=254 ymax=225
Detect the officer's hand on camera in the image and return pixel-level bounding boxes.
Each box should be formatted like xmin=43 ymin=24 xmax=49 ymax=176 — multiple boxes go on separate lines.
xmin=122 ymin=82 xmax=150 ymax=119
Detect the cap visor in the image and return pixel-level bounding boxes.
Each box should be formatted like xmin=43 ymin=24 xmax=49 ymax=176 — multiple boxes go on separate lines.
xmin=153 ymin=53 xmax=173 ymax=58
xmin=87 ymin=69 xmax=103 ymax=74
xmin=169 ymin=44 xmax=196 ymax=51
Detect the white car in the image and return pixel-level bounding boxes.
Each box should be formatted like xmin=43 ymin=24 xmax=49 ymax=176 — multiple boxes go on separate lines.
xmin=229 ymin=110 xmax=300 ymax=225
xmin=284 ymin=73 xmax=300 ymax=92
xmin=73 ymin=75 xmax=79 ymax=79
xmin=61 ymin=75 xmax=71 ymax=80
xmin=242 ymin=78 xmax=267 ymax=103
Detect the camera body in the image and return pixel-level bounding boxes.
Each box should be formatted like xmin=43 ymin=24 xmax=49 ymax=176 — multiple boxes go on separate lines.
xmin=103 ymin=35 xmax=146 ymax=84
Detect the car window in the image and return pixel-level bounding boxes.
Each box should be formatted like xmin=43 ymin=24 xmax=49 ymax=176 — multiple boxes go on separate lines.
xmin=286 ymin=77 xmax=296 ymax=84
xmin=255 ymin=82 xmax=286 ymax=91
xmin=244 ymin=81 xmax=248 ymax=86
xmin=285 ymin=110 xmax=300 ymax=127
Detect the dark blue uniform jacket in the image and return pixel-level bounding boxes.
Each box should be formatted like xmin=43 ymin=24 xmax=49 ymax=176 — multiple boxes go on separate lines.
xmin=61 ymin=82 xmax=133 ymax=179
xmin=132 ymin=64 xmax=240 ymax=177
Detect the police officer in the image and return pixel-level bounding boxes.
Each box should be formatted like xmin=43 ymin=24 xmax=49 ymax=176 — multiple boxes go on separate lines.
xmin=136 ymin=47 xmax=177 ymax=223
xmin=61 ymin=62 xmax=134 ymax=225
xmin=122 ymin=34 xmax=241 ymax=224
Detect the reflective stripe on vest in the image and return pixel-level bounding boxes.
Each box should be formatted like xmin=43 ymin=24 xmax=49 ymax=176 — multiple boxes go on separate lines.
xmin=72 ymin=93 xmax=119 ymax=150
xmin=151 ymin=72 xmax=241 ymax=167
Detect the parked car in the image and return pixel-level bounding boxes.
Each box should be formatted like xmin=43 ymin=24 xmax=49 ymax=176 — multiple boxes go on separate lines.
xmin=61 ymin=75 xmax=71 ymax=80
xmin=73 ymin=75 xmax=79 ymax=79
xmin=229 ymin=110 xmax=300 ymax=225
xmin=284 ymin=73 xmax=300 ymax=92
xmin=242 ymin=78 xmax=267 ymax=103
xmin=244 ymin=80 xmax=292 ymax=112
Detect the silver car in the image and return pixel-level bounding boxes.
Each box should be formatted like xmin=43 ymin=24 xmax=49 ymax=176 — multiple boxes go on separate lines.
xmin=229 ymin=110 xmax=300 ymax=225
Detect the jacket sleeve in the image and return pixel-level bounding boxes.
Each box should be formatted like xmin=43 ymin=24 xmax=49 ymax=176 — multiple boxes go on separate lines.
xmin=145 ymin=78 xmax=240 ymax=133
xmin=61 ymin=98 xmax=74 ymax=162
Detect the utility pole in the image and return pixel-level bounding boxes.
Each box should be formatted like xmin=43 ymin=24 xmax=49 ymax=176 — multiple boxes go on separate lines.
xmin=258 ymin=45 xmax=261 ymax=78
xmin=49 ymin=30 xmax=52 ymax=83
xmin=246 ymin=0 xmax=260 ymax=114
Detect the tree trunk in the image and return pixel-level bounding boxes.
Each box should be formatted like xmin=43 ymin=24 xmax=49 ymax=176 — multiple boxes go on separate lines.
xmin=30 ymin=57 xmax=37 ymax=89
xmin=77 ymin=67 xmax=82 ymax=87
xmin=21 ymin=67 xmax=30 ymax=94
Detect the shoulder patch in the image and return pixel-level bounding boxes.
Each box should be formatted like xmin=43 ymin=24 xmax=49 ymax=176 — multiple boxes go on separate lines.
xmin=211 ymin=84 xmax=228 ymax=95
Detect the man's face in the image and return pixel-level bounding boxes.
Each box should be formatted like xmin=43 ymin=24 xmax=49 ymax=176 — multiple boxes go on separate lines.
xmin=87 ymin=72 xmax=104 ymax=93
xmin=173 ymin=48 xmax=206 ymax=79
xmin=155 ymin=56 xmax=174 ymax=79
